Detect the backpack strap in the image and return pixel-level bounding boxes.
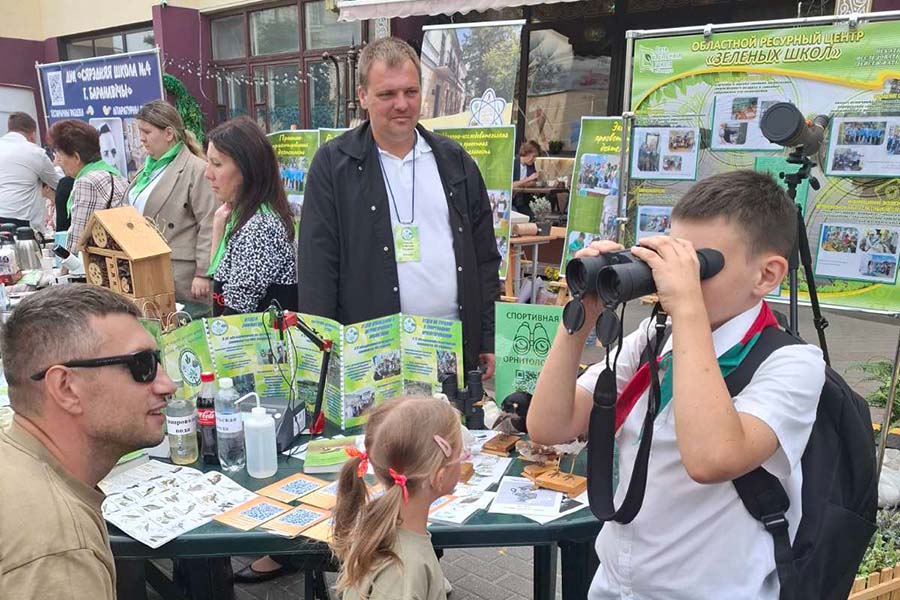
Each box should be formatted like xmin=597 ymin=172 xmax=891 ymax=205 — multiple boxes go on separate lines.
xmin=726 ymin=326 xmax=802 ymax=600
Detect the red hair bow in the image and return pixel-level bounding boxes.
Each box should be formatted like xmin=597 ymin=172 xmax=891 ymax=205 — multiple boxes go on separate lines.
xmin=389 ymin=468 xmax=409 ymax=504
xmin=344 ymin=446 xmax=368 ymax=478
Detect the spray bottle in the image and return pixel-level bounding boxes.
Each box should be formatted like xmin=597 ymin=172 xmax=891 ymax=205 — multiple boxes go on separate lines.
xmin=239 ymin=393 xmax=278 ymax=479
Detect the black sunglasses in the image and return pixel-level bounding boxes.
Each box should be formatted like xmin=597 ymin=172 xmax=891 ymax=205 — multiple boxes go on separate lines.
xmin=31 ymin=349 xmax=162 ymax=383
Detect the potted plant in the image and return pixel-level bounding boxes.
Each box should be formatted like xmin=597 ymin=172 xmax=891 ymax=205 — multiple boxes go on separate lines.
xmin=530 ymin=197 xmax=554 ymax=235
xmin=548 ymin=140 xmax=564 ymax=155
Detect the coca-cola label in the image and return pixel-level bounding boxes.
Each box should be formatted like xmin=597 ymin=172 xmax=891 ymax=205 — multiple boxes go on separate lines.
xmin=197 ymin=408 xmax=216 ymax=427
xmin=216 ymin=412 xmax=243 ymax=434
xmin=166 ymin=414 xmax=195 ymax=436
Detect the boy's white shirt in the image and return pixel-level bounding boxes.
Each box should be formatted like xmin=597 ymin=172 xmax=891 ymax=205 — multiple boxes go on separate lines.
xmin=577 ymin=302 xmax=825 ymax=600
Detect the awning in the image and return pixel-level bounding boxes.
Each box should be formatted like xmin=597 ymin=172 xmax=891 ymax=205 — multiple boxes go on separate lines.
xmin=335 ymin=0 xmax=582 ymax=21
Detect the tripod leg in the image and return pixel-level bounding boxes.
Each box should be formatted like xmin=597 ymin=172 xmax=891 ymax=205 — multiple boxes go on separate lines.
xmin=794 ymin=203 xmax=831 ymax=366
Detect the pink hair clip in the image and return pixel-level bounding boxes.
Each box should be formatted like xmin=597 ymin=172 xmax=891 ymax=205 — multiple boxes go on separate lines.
xmin=433 ymin=435 xmax=453 ymax=458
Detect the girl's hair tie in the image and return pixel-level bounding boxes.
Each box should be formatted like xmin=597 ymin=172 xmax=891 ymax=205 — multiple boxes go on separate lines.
xmin=344 ymin=446 xmax=368 ymax=478
xmin=388 ymin=468 xmax=409 ymax=504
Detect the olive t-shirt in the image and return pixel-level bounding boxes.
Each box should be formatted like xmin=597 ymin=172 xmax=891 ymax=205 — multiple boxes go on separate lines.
xmin=0 ymin=420 xmax=116 ymax=599
xmin=342 ymin=528 xmax=446 ymax=600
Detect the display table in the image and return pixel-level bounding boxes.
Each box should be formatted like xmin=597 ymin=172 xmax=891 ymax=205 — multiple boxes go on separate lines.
xmin=507 ymin=230 xmax=566 ymax=302
xmin=110 ymin=435 xmax=601 ymax=600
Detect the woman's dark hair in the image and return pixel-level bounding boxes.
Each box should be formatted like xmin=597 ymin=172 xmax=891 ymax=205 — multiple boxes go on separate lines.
xmin=48 ymin=120 xmax=101 ymax=164
xmin=207 ymin=116 xmax=294 ymax=241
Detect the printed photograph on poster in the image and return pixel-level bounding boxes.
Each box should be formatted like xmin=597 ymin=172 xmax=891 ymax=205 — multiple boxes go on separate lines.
xmin=636 ymin=205 xmax=673 ymax=241
xmin=344 ymin=387 xmax=375 ymax=420
xmin=631 ymin=127 xmax=699 ymax=180
xmin=89 ymin=118 xmax=128 ymax=177
xmin=710 ymin=94 xmax=787 ymax=151
xmin=826 ymin=117 xmax=900 ymax=178
xmin=814 ymin=223 xmax=900 ymax=284
xmin=488 ymin=189 xmax=510 ymax=228
xmin=576 ymin=153 xmax=620 ymax=198
xmin=123 ymin=118 xmax=148 ymax=181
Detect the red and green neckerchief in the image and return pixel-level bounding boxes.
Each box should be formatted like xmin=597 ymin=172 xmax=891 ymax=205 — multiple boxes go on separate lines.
xmin=613 ymin=302 xmax=779 ymax=432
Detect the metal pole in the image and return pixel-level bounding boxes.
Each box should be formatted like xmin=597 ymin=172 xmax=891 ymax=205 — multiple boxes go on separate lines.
xmin=35 ymin=61 xmax=50 ymax=135
xmin=615 ymin=32 xmax=637 ymax=246
xmin=877 ymin=327 xmax=900 ymax=481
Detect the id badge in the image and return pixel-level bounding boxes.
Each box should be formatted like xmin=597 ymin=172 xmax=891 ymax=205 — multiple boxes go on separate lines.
xmin=394 ymin=225 xmax=421 ymax=263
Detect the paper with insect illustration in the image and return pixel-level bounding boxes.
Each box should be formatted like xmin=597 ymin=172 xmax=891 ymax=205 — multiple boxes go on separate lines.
xmin=214 ymin=496 xmax=293 ymax=531
xmin=257 ymin=473 xmax=328 ymax=503
xmin=260 ymin=504 xmax=331 ymax=538
xmin=464 ymin=454 xmax=513 ymax=491
xmin=488 ymin=476 xmax=562 ymax=518
xmin=429 ymin=492 xmax=496 ymax=525
xmin=100 ymin=461 xmax=256 ymax=548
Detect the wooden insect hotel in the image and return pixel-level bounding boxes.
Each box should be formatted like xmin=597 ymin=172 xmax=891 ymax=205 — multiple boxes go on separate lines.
xmin=79 ymin=206 xmax=176 ymax=319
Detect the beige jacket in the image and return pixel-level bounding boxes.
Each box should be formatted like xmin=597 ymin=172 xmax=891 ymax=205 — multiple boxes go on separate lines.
xmin=125 ymin=144 xmax=216 ymax=303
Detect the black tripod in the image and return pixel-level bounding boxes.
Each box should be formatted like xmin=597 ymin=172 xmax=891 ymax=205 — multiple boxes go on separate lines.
xmin=779 ymin=148 xmax=831 ymax=366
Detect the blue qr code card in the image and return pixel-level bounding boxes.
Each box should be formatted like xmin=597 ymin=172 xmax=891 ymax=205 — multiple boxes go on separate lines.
xmin=241 ymin=502 xmax=284 ymax=522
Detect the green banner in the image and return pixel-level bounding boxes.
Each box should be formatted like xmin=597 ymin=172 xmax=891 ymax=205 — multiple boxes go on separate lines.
xmin=437 ymin=126 xmax=515 ymax=278
xmin=318 ymin=128 xmax=348 ymax=146
xmin=268 ymin=130 xmax=319 ymax=219
xmin=560 ymin=117 xmax=624 ymax=270
xmin=400 ymin=315 xmax=463 ymax=396
xmin=629 ymin=19 xmax=900 ymax=314
xmin=494 ymin=303 xmax=562 ymax=403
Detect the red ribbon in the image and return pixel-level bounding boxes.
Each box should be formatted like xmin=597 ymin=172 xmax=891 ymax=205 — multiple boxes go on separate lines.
xmin=389 ymin=468 xmax=409 ymax=504
xmin=344 ymin=446 xmax=368 ymax=478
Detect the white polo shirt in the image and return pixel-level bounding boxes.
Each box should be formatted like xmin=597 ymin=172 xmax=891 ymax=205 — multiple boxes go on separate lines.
xmin=377 ymin=134 xmax=458 ymax=320
xmin=577 ymin=302 xmax=825 ymax=599
xmin=0 ymin=132 xmax=60 ymax=227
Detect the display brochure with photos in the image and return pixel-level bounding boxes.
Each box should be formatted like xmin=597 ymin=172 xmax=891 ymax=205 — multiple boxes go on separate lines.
xmin=261 ymin=504 xmax=331 ymax=538
xmin=814 ymin=223 xmax=900 ymax=285
xmin=303 ymin=435 xmax=362 ymax=474
xmin=488 ymin=476 xmax=563 ymax=518
xmin=710 ymin=93 xmax=788 ymax=151
xmin=99 ymin=461 xmax=257 ymax=548
xmin=630 ymin=126 xmax=700 ymax=181
xmin=825 ymin=117 xmax=900 ymax=178
xmin=158 ymin=311 xmax=463 ymax=431
xmin=257 ymin=473 xmax=328 ymax=503
xmin=214 ymin=496 xmax=293 ymax=531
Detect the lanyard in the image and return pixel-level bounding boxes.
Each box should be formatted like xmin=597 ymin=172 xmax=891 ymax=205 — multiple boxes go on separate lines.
xmin=376 ymin=132 xmax=416 ymax=225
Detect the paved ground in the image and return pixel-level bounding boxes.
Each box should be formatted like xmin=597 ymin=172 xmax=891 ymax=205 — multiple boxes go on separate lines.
xmin=145 ymin=303 xmax=900 ymax=599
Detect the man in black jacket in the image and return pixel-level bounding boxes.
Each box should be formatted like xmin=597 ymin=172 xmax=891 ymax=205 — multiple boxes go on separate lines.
xmin=298 ymin=36 xmax=500 ymax=379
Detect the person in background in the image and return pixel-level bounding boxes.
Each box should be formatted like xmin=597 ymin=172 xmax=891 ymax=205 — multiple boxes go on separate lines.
xmin=205 ymin=116 xmax=297 ymax=316
xmin=125 ymin=100 xmax=216 ymax=305
xmin=49 ymin=120 xmax=127 ymax=253
xmin=333 ymin=396 xmax=465 ymax=600
xmin=53 ymin=176 xmax=75 ymax=233
xmin=0 ymin=284 xmax=176 ymax=599
xmin=0 ymin=112 xmax=59 ymax=229
xmin=511 ymin=140 xmax=541 ymax=220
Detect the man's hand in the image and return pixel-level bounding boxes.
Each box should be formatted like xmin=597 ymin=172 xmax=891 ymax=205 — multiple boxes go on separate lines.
xmin=479 ymin=353 xmax=495 ymax=380
xmin=629 ymin=236 xmax=705 ymax=319
xmin=573 ymin=240 xmax=624 ymax=324
xmin=191 ymin=277 xmax=211 ymax=299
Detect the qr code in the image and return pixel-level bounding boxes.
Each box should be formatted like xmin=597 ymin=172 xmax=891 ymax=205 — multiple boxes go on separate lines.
xmin=47 ymin=71 xmax=65 ymax=106
xmin=282 ymin=479 xmax=319 ymax=496
xmin=514 ymin=370 xmax=538 ymax=392
xmin=241 ymin=502 xmax=284 ymax=522
xmin=281 ymin=508 xmax=321 ymax=526
xmin=321 ymin=481 xmax=339 ymax=496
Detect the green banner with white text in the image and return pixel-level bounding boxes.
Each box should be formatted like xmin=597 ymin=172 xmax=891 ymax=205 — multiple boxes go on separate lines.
xmin=494 ymin=303 xmax=562 ymax=403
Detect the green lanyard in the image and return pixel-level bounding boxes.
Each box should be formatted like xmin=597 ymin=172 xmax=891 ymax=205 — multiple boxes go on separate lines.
xmin=67 ymin=160 xmax=122 ymax=217
xmin=207 ymin=204 xmax=274 ymax=278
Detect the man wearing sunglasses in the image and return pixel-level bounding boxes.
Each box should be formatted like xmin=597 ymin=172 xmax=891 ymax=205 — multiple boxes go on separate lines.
xmin=0 ymin=284 xmax=176 ymax=599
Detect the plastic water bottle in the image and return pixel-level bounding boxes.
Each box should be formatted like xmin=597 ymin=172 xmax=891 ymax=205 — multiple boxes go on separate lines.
xmin=244 ymin=394 xmax=278 ymax=479
xmin=166 ymin=380 xmax=198 ymax=465
xmin=215 ymin=378 xmax=245 ymax=472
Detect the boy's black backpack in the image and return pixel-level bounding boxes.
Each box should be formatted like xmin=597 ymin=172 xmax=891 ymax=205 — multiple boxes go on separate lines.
xmin=587 ymin=325 xmax=878 ymax=600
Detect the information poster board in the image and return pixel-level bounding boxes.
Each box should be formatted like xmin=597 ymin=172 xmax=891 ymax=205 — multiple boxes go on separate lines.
xmin=628 ymin=19 xmax=900 ymax=313
xmin=268 ymin=130 xmax=319 ymax=219
xmin=37 ymin=49 xmax=163 ymax=181
xmin=494 ymin=303 xmax=562 ymax=403
xmin=437 ymin=126 xmax=516 ymax=278
xmin=560 ymin=117 xmax=623 ymax=269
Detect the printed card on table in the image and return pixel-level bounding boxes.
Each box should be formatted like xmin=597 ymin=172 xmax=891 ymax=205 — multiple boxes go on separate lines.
xmin=430 ymin=492 xmax=496 ymax=525
xmin=488 ymin=476 xmax=562 ymax=518
xmin=303 ymin=517 xmax=334 ymax=544
xmin=257 ymin=473 xmax=327 ymax=503
xmin=214 ymin=496 xmax=292 ymax=531
xmin=301 ymin=480 xmax=340 ymax=510
xmin=261 ymin=504 xmax=331 ymax=538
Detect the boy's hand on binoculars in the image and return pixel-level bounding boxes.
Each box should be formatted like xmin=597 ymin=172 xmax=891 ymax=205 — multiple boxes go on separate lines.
xmin=574 ymin=241 xmax=624 ymax=321
xmin=631 ymin=236 xmax=705 ymax=319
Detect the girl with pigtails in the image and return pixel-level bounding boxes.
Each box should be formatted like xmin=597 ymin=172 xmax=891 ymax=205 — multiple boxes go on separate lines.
xmin=332 ymin=396 xmax=469 ymax=600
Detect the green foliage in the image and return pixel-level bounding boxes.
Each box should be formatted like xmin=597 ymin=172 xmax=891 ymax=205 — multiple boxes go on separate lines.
xmin=854 ymin=358 xmax=899 ymax=426
xmin=459 ymin=27 xmax=519 ymax=101
xmin=859 ymin=510 xmax=900 ymax=577
xmin=162 ymin=74 xmax=205 ymax=144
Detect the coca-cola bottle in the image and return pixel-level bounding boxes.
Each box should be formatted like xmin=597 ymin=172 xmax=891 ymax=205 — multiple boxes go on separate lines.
xmin=197 ymin=372 xmax=219 ymax=465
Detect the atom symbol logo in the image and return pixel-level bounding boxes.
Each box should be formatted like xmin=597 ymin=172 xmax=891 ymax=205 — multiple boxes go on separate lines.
xmin=469 ymin=88 xmax=507 ymax=126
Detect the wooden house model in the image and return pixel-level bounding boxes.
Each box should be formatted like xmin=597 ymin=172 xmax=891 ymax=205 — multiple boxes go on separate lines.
xmin=79 ymin=206 xmax=176 ymax=318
